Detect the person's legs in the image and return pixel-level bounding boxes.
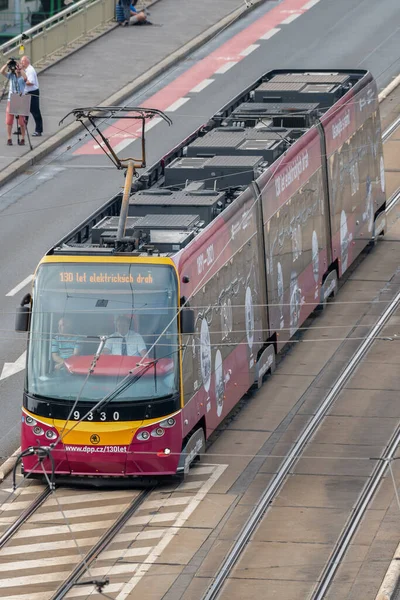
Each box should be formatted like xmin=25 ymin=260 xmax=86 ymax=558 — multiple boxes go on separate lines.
xmin=29 ymin=91 xmax=43 ymax=134
xmin=130 ymin=10 xmax=146 ymax=23
xmin=6 ymin=103 xmax=13 ymax=145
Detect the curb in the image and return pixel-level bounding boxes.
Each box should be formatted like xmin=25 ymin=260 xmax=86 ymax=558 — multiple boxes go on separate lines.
xmin=376 ymin=541 xmax=400 ymax=600
xmin=379 ymin=73 xmax=400 ymax=102
xmin=0 ymin=0 xmax=266 ymax=191
xmin=0 ymin=447 xmax=20 ymax=482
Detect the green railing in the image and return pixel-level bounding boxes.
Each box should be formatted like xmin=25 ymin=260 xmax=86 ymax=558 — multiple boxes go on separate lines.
xmin=0 ymin=0 xmax=156 ymax=66
xmin=0 ymin=0 xmax=116 ymax=65
xmin=0 ymin=5 xmax=66 ymax=42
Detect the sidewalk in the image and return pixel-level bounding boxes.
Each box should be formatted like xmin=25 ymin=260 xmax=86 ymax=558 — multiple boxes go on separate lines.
xmin=0 ymin=0 xmax=266 ymax=187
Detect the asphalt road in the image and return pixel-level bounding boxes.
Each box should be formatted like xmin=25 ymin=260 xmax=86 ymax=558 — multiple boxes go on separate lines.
xmin=0 ymin=0 xmax=399 ymax=461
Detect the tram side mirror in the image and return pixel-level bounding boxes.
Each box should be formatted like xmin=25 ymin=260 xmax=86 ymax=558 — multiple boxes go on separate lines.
xmin=15 ymin=293 xmax=31 ymax=332
xmin=180 ymin=308 xmax=195 ymax=335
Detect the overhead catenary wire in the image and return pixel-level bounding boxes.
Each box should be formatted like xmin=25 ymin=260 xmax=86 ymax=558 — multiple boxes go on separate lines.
xmin=0 ymin=39 xmax=399 ymax=600
xmin=0 ymin=45 xmax=396 ymax=478
xmin=0 ymin=52 xmax=398 ymax=218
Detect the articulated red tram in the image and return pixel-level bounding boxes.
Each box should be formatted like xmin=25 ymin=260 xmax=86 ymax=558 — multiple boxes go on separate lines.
xmin=17 ymin=69 xmax=386 ymax=479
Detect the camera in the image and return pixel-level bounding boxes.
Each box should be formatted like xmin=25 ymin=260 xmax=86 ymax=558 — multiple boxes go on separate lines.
xmin=7 ymin=58 xmax=18 ymax=72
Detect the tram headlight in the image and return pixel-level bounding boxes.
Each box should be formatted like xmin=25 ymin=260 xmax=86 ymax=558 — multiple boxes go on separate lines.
xmin=137 ymin=431 xmax=150 ymax=441
xmin=151 ymin=427 xmax=165 ymax=438
xmin=32 ymin=426 xmax=44 ymax=436
xmin=25 ymin=415 xmax=37 ymax=426
xmin=160 ymin=417 xmax=175 ymax=428
xmin=45 ymin=430 xmax=57 ymax=440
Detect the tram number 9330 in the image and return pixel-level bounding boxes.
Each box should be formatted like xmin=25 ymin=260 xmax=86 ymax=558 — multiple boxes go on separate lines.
xmin=72 ymin=410 xmax=120 ymax=421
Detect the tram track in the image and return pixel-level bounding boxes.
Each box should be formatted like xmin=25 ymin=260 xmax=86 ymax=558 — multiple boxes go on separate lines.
xmin=382 ymin=115 xmax=400 ymax=142
xmin=201 ymin=274 xmax=400 ymax=600
xmin=0 ymin=483 xmax=150 ymax=598
xmin=51 ymin=487 xmax=152 ymax=600
xmin=0 ymin=463 xmax=227 ymax=598
xmin=0 ymin=89 xmax=399 ymax=600
xmin=0 ymin=485 xmax=52 ymax=550
xmin=312 ymin=423 xmax=400 ymax=600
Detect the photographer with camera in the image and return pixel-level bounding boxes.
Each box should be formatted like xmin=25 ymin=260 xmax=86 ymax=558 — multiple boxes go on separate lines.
xmin=0 ymin=58 xmax=27 ymax=146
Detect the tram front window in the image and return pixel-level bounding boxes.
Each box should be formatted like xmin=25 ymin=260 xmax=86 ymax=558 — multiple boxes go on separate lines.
xmin=27 ymin=263 xmax=179 ymax=403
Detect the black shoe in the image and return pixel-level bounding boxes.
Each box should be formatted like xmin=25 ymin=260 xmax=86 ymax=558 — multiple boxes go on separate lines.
xmin=18 ymin=139 xmax=25 ymax=146
xmin=143 ymin=19 xmax=153 ymax=25
xmin=7 ymin=139 xmax=12 ymax=146
xmin=32 ymin=132 xmax=42 ymax=137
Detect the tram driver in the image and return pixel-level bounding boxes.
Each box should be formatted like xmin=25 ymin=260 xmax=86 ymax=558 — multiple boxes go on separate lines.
xmin=51 ymin=316 xmax=80 ymax=370
xmin=103 ymin=315 xmax=147 ymax=358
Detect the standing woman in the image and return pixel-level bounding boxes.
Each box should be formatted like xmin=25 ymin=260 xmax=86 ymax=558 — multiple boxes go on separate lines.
xmin=20 ymin=56 xmax=43 ymax=137
xmin=0 ymin=59 xmax=27 ymax=146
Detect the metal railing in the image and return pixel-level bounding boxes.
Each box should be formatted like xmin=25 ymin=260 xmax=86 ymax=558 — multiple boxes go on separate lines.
xmin=0 ymin=0 xmax=116 ymax=65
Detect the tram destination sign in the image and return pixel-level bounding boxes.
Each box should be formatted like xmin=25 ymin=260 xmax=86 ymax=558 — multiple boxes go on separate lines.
xmin=59 ymin=270 xmax=154 ymax=285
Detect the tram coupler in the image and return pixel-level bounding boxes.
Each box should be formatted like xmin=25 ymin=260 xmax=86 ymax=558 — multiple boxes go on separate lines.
xmin=12 ymin=445 xmax=56 ymax=491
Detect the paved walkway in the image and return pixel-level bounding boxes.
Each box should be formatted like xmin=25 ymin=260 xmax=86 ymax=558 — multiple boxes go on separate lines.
xmin=0 ymin=0 xmax=256 ymax=181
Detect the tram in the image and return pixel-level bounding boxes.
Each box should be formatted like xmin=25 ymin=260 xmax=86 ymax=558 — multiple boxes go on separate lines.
xmin=16 ymin=69 xmax=386 ymax=479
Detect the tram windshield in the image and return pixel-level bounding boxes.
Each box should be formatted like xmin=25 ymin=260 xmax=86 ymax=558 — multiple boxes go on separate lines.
xmin=27 ymin=262 xmax=179 ymax=403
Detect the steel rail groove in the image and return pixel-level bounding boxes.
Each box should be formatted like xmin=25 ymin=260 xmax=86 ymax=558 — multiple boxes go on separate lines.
xmin=0 ymin=486 xmax=52 ymax=550
xmin=312 ymin=423 xmax=400 ymax=599
xmin=386 ymin=188 xmax=400 ymax=213
xmin=51 ymin=487 xmax=153 ymax=600
xmin=202 ymin=285 xmax=400 ymax=600
xmin=383 ymin=115 xmax=400 ymax=141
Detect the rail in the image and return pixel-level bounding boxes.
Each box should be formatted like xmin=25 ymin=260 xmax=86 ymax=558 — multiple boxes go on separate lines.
xmin=202 ymin=270 xmax=400 ymax=600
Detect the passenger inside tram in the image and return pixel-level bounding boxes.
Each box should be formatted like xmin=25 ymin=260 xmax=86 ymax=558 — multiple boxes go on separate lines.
xmin=51 ymin=316 xmax=80 ymax=370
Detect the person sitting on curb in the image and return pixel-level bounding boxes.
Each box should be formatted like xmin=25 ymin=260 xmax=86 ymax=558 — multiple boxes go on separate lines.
xmin=117 ymin=0 xmax=152 ymax=26
xmin=130 ymin=2 xmax=152 ymax=25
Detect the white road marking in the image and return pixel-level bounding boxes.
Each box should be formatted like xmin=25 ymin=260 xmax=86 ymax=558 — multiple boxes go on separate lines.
xmin=3 ymin=536 xmax=99 ymax=556
xmin=0 ymin=490 xmax=133 ymax=512
xmin=113 ymin=137 xmax=137 ymax=154
xmin=125 ymin=511 xmax=179 ymax=527
xmin=0 ymin=484 xmax=42 ymax=496
xmin=116 ymin=464 xmax=227 ymax=599
xmin=101 ymin=545 xmax=153 ymax=561
xmin=29 ymin=499 xmax=132 ymax=522
xmin=260 ymin=27 xmax=281 ymax=40
xmin=165 ymin=97 xmax=190 ymax=112
xmin=0 ymin=351 xmax=26 ymax=382
xmin=68 ymin=584 xmax=124 ymax=598
xmin=145 ymin=116 xmax=162 ymax=131
xmin=0 ymin=572 xmax=69 ymax=589
xmin=176 ymin=479 xmax=204 ymax=490
xmin=240 ymin=44 xmax=259 ymax=56
xmin=190 ymin=78 xmax=214 ymax=93
xmin=1 ymin=588 xmax=123 ymax=600
xmin=0 ymin=466 xmax=227 ymax=597
xmin=9 ymin=520 xmax=117 ymax=538
xmin=214 ymin=61 xmax=237 ymax=74
xmin=0 ymin=564 xmax=142 ymax=589
xmin=5 ymin=274 xmax=33 ymax=297
xmin=142 ymin=495 xmax=193 ymax=509
xmin=302 ymin=0 xmax=320 ymax=8
xmin=281 ymin=13 xmax=301 ymax=23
